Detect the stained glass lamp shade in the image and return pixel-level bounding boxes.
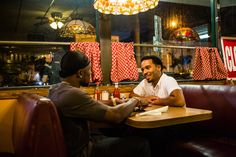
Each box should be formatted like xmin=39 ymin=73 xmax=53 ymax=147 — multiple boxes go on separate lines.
xmin=59 ymin=20 xmax=95 ymax=38
xmin=93 ymin=0 xmax=159 ymax=15
xmin=169 ymin=27 xmax=200 ymax=42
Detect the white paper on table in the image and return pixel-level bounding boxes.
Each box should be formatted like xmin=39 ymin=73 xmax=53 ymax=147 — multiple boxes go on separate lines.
xmin=137 ymin=106 xmax=169 ymax=116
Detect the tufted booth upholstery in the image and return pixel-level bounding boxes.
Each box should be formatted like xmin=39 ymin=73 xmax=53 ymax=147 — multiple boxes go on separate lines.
xmin=0 ymin=93 xmax=66 ymax=157
xmin=181 ymin=85 xmax=236 ymax=136
xmin=168 ymin=85 xmax=236 ymax=157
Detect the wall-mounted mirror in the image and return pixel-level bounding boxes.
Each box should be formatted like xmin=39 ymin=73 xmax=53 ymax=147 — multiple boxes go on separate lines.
xmin=0 ymin=0 xmax=235 ymax=42
xmin=0 ymin=0 xmax=235 ymax=87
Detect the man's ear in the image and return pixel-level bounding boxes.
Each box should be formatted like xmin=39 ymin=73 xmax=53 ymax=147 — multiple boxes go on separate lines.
xmin=154 ymin=64 xmax=159 ymax=68
xmin=76 ymin=70 xmax=83 ymax=79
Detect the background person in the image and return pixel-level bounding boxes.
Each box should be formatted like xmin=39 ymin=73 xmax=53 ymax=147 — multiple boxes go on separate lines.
xmin=41 ymin=53 xmax=53 ymax=85
xmin=48 ymin=51 xmax=151 ymax=157
xmin=130 ymin=55 xmax=186 ymax=107
xmin=18 ymin=62 xmax=41 ymax=85
xmin=49 ymin=49 xmax=66 ymax=84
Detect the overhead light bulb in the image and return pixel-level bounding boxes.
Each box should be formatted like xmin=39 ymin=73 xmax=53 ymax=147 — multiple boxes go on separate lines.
xmin=50 ymin=22 xmax=58 ymax=29
xmin=57 ymin=21 xmax=64 ymax=29
xmin=50 ymin=21 xmax=64 ymax=29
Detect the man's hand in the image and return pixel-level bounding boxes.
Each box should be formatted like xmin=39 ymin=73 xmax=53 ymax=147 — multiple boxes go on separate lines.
xmin=143 ymin=96 xmax=159 ymax=103
xmin=132 ymin=97 xmax=149 ymax=111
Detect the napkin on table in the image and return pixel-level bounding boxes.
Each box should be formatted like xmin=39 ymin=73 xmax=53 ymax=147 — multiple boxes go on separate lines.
xmin=137 ymin=106 xmax=169 ymax=116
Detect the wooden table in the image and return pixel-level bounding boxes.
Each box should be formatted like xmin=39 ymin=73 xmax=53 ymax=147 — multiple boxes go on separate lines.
xmin=126 ymin=106 xmax=212 ymax=129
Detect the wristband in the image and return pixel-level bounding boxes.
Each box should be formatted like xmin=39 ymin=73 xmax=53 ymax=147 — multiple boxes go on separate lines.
xmin=132 ymin=97 xmax=141 ymax=102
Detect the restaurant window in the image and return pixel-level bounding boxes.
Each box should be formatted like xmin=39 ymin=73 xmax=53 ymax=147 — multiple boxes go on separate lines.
xmin=110 ymin=1 xmax=235 ymax=81
xmin=110 ymin=1 xmax=212 ymax=81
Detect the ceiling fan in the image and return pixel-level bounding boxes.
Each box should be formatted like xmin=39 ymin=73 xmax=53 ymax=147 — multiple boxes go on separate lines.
xmin=49 ymin=12 xmax=66 ymax=29
xmin=34 ymin=12 xmax=69 ymax=29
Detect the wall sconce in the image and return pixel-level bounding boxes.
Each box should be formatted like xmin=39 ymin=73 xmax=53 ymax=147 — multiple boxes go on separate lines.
xmin=170 ymin=20 xmax=177 ymax=28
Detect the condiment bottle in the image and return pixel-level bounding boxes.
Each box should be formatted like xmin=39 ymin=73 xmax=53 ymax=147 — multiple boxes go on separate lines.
xmin=102 ymin=90 xmax=109 ymax=100
xmin=113 ymin=82 xmax=120 ymax=99
xmin=94 ymin=83 xmax=101 ymax=100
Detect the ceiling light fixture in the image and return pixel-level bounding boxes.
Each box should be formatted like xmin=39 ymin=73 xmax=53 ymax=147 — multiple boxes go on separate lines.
xmin=59 ymin=19 xmax=95 ymax=38
xmin=93 ymin=0 xmax=159 ymax=15
xmin=50 ymin=21 xmax=64 ymax=29
xmin=50 ymin=12 xmax=64 ymax=29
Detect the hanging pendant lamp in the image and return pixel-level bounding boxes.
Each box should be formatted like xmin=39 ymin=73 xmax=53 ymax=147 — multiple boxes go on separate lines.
xmin=93 ymin=0 xmax=159 ymax=15
xmin=59 ymin=19 xmax=95 ymax=38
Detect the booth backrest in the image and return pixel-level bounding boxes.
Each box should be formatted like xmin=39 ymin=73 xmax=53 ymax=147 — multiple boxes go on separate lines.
xmin=180 ymin=85 xmax=236 ymax=137
xmin=13 ymin=93 xmax=66 ymax=157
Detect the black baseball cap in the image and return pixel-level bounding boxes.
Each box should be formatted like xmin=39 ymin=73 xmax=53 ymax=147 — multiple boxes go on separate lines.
xmin=59 ymin=51 xmax=90 ymax=78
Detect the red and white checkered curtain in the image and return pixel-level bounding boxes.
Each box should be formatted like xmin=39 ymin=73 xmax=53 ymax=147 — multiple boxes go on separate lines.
xmin=70 ymin=42 xmax=102 ymax=82
xmin=110 ymin=42 xmax=139 ymax=82
xmin=193 ymin=47 xmax=227 ymax=80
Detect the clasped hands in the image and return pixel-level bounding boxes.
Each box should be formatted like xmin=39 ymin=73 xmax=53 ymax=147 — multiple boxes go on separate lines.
xmin=130 ymin=96 xmax=157 ymax=111
xmin=143 ymin=96 xmax=160 ymax=104
xmin=101 ymin=96 xmax=159 ymax=110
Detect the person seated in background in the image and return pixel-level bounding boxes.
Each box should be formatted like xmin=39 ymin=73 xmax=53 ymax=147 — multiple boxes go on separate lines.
xmin=18 ymin=62 xmax=41 ymax=85
xmin=48 ymin=51 xmax=151 ymax=157
xmin=130 ymin=55 xmax=186 ymax=107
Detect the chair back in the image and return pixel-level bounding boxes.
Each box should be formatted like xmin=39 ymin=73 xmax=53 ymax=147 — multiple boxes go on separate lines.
xmin=13 ymin=93 xmax=66 ymax=157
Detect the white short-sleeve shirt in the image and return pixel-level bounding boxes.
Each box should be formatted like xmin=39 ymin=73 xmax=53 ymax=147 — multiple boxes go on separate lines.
xmin=133 ymin=73 xmax=181 ymax=98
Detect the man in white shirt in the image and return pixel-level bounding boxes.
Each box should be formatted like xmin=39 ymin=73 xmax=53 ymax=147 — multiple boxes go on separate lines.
xmin=131 ymin=55 xmax=186 ymax=107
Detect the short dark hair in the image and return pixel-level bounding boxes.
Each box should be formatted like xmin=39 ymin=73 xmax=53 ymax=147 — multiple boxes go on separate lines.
xmin=59 ymin=51 xmax=90 ymax=78
xmin=141 ymin=55 xmax=163 ymax=70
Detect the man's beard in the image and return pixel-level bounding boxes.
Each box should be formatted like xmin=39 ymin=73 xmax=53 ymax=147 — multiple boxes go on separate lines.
xmin=145 ymin=76 xmax=153 ymax=83
xmin=146 ymin=79 xmax=152 ymax=83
